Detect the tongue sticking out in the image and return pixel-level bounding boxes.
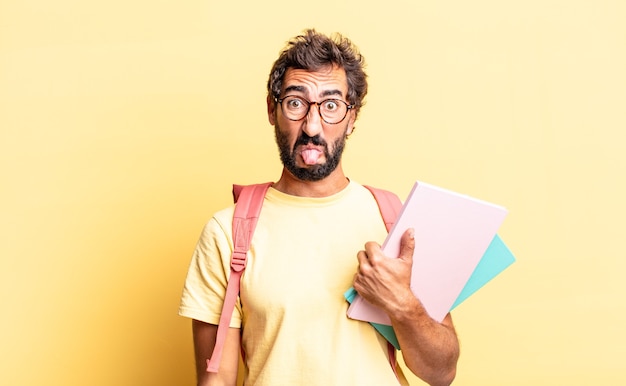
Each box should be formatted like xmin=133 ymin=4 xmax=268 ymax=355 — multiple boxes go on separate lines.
xmin=301 ymin=149 xmax=322 ymax=165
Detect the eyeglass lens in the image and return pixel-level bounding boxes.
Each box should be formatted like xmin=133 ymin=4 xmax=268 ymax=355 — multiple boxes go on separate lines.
xmin=280 ymin=96 xmax=349 ymax=124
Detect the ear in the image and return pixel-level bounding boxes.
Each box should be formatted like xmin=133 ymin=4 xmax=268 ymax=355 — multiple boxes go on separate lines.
xmin=267 ymin=95 xmax=276 ymax=125
xmin=345 ymin=109 xmax=356 ymax=136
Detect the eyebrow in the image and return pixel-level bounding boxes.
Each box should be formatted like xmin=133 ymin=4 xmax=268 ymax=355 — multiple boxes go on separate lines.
xmin=320 ymin=89 xmax=344 ymax=98
xmin=283 ymin=85 xmax=345 ymax=99
xmin=283 ymin=85 xmax=306 ymax=94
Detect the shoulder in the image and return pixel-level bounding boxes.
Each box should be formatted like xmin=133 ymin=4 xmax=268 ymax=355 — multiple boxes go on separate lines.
xmin=348 ymin=181 xmax=399 ymax=200
xmin=194 ymin=205 xmax=236 ymax=248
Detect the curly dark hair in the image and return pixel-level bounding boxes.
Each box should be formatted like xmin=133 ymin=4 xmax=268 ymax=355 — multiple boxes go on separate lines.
xmin=267 ymin=29 xmax=368 ymax=118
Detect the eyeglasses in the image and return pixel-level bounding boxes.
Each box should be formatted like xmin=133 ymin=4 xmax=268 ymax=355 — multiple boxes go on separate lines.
xmin=275 ymin=95 xmax=354 ymax=124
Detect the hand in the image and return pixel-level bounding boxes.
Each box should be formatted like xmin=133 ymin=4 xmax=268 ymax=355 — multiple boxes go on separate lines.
xmin=353 ymin=228 xmax=416 ymax=313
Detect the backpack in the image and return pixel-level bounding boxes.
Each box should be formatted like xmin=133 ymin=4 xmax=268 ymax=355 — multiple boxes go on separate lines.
xmin=206 ymin=182 xmax=403 ymax=379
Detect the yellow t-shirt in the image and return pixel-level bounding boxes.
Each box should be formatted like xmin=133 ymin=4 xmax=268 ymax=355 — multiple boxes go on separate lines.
xmin=179 ymin=182 xmax=408 ymax=385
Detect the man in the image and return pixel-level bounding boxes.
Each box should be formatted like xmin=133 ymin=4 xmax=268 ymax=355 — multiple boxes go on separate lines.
xmin=179 ymin=29 xmax=459 ymax=386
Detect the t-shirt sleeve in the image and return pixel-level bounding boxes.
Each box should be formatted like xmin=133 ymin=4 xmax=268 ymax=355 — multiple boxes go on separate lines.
xmin=178 ymin=215 xmax=242 ymax=327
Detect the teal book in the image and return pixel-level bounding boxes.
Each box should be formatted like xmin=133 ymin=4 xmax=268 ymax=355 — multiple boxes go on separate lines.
xmin=344 ymin=234 xmax=515 ymax=350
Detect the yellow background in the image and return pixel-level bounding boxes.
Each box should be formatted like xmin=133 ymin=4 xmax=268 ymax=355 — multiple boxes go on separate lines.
xmin=1 ymin=1 xmax=625 ymax=385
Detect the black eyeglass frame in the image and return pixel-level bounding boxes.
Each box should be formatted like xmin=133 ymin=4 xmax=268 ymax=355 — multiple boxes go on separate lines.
xmin=274 ymin=96 xmax=354 ymax=125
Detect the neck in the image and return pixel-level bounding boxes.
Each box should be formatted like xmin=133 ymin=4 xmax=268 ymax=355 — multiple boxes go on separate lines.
xmin=273 ymin=167 xmax=349 ymax=197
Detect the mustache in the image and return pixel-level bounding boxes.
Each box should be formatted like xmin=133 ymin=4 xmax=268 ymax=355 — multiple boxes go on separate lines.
xmin=294 ymin=133 xmax=327 ymax=148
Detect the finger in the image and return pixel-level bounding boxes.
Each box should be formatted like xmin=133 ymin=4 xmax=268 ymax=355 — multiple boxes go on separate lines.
xmin=398 ymin=228 xmax=415 ymax=262
xmin=363 ymin=241 xmax=382 ymax=265
xmin=356 ymin=250 xmax=368 ymax=266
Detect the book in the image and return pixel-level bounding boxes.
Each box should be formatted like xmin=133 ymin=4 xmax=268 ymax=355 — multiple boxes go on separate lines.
xmin=344 ymin=233 xmax=516 ymax=349
xmin=450 ymin=234 xmax=515 ymax=309
xmin=346 ymin=181 xmax=508 ymax=325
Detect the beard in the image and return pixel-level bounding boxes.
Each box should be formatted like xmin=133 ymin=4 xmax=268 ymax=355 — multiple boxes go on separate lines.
xmin=274 ymin=125 xmax=347 ymax=182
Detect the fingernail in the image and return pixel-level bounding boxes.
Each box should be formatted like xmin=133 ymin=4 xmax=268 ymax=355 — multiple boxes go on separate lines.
xmin=409 ymin=228 xmax=415 ymax=239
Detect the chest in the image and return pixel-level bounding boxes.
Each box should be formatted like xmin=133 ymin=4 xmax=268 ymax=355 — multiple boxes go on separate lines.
xmin=239 ymin=201 xmax=386 ymax=317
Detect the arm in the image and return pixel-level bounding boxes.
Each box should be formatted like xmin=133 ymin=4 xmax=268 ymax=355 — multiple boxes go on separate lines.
xmin=353 ymin=229 xmax=460 ymax=386
xmin=192 ymin=320 xmax=240 ymax=386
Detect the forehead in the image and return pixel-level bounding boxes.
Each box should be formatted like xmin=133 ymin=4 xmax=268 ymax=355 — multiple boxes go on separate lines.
xmin=281 ymin=66 xmax=348 ymax=98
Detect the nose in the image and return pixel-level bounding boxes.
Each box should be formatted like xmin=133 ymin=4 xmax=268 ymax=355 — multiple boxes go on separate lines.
xmin=302 ymin=104 xmax=323 ymax=137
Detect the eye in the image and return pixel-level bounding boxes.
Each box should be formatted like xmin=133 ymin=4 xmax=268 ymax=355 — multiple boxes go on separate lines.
xmin=285 ymin=97 xmax=305 ymax=110
xmin=322 ymin=100 xmax=339 ymax=111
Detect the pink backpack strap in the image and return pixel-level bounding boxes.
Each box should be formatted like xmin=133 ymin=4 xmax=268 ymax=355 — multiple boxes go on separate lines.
xmin=364 ymin=185 xmax=403 ymax=381
xmin=363 ymin=185 xmax=402 ymax=233
xmin=206 ymin=182 xmax=272 ymax=373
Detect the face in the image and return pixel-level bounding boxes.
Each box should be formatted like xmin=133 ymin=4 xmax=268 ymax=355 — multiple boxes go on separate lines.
xmin=268 ymin=66 xmax=356 ymax=181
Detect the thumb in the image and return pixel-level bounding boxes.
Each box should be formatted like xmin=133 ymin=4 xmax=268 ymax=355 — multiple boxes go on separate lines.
xmin=398 ymin=228 xmax=415 ymax=262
